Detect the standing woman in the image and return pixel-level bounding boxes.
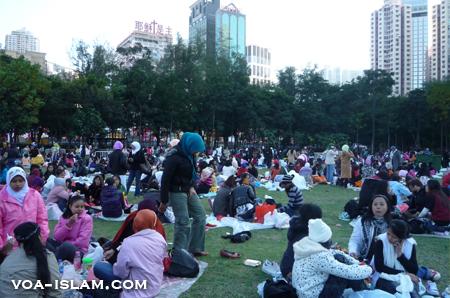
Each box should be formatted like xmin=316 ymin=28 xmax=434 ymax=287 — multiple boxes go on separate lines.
xmin=0 ymin=222 xmax=61 ymax=297
xmin=159 ymin=132 xmax=207 ymax=257
xmin=126 ymin=141 xmax=146 ymax=197
xmin=0 ymin=167 xmax=49 ymax=259
xmin=339 ymin=144 xmax=354 ymax=187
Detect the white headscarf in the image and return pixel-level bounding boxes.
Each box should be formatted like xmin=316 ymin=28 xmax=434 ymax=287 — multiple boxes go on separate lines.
xmin=131 ymin=141 xmax=141 ymax=155
xmin=6 ymin=167 xmax=29 ymax=206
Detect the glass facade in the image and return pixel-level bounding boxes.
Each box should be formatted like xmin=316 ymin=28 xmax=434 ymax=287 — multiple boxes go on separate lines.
xmin=215 ymin=9 xmax=246 ymax=57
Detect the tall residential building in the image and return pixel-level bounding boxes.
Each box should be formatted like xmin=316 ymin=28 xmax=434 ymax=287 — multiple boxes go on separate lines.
xmin=215 ymin=3 xmax=246 ymax=57
xmin=321 ymin=67 xmax=363 ymax=85
xmin=246 ymin=45 xmax=271 ymax=85
xmin=431 ymin=0 xmax=450 ymax=80
xmin=189 ymin=0 xmax=221 ymax=56
xmin=117 ymin=20 xmax=173 ymax=62
xmin=5 ymin=28 xmax=40 ymax=53
xmin=403 ymin=0 xmax=428 ymax=89
xmin=371 ymin=0 xmax=413 ymax=95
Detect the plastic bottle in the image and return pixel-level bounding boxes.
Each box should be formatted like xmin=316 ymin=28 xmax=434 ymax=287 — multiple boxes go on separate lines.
xmin=82 ymin=257 xmax=93 ymax=272
xmin=73 ymin=251 xmax=82 ymax=272
xmin=58 ymin=259 xmax=64 ymax=275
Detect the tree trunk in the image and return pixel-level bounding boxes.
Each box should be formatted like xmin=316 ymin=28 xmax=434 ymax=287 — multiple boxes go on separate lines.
xmin=441 ymin=121 xmax=444 ymax=153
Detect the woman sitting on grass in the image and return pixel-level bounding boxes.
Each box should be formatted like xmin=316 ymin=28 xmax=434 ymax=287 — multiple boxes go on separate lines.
xmin=417 ymin=179 xmax=450 ymax=228
xmin=100 ymin=177 xmax=127 ymax=218
xmin=87 ymin=175 xmax=104 ymax=206
xmin=348 ymin=195 xmax=391 ymax=262
xmin=53 ymin=195 xmax=93 ymax=256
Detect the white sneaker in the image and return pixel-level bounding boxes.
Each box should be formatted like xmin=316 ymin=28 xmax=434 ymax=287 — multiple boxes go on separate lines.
xmin=426 ymin=280 xmax=439 ymax=296
xmin=417 ymin=279 xmax=426 ymax=296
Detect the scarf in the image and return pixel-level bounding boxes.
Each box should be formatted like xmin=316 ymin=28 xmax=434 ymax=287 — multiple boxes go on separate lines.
xmin=361 ymin=217 xmax=388 ymax=259
xmin=177 ymin=132 xmax=205 ymax=181
xmin=377 ymin=233 xmax=416 ymax=272
xmin=6 ymin=167 xmax=29 ymax=206
xmin=131 ymin=141 xmax=141 ymax=155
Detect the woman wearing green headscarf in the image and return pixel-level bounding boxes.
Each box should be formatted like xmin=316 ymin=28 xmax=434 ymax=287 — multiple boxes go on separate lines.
xmin=159 ymin=133 xmax=208 ymax=256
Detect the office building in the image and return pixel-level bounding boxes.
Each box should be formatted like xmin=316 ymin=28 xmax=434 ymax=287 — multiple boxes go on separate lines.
xmin=246 ymin=45 xmax=271 ymax=85
xmin=5 ymin=28 xmax=40 ymax=53
xmin=215 ymin=3 xmax=246 ymax=57
xmin=189 ymin=0 xmax=221 ymax=56
xmin=371 ymin=0 xmax=412 ymax=95
xmin=431 ymin=0 xmax=450 ymax=80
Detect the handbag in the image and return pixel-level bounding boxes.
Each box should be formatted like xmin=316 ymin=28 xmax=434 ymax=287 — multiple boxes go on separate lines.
xmin=165 ymin=248 xmax=199 ymax=278
xmin=263 ymin=279 xmax=297 ymax=298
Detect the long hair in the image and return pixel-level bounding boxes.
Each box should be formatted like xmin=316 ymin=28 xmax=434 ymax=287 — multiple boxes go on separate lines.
xmin=427 ymin=179 xmax=450 ymax=210
xmin=62 ymin=195 xmax=85 ymax=219
xmin=389 ymin=219 xmax=410 ymax=240
xmin=14 ymin=222 xmax=51 ymax=290
xmin=362 ymin=194 xmax=392 ymax=224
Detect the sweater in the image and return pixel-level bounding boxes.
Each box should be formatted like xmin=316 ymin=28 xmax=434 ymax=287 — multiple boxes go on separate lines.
xmin=292 ymin=237 xmax=372 ymax=298
xmin=100 ymin=186 xmax=125 ymax=218
xmin=53 ymin=210 xmax=93 ymax=253
xmin=286 ymin=186 xmax=304 ymax=210
xmin=0 ymin=248 xmax=62 ymax=298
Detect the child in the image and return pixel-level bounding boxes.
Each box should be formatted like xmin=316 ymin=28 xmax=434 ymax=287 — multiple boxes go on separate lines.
xmin=278 ymin=174 xmax=304 ymax=217
xmin=292 ymin=219 xmax=372 ymax=298
xmin=280 ymin=204 xmax=322 ymax=279
xmin=87 ymin=175 xmax=104 ymax=206
xmin=373 ymin=219 xmax=441 ymax=295
xmin=53 ymin=195 xmax=93 ymax=254
xmin=100 ymin=177 xmax=126 ymax=218
xmin=349 ymin=195 xmax=391 ymax=261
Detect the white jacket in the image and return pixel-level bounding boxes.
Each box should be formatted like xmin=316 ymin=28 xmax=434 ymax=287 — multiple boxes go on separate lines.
xmin=292 ymin=237 xmax=372 ymax=298
xmin=324 ymin=149 xmax=338 ymax=165
xmin=348 ymin=217 xmax=375 ymax=259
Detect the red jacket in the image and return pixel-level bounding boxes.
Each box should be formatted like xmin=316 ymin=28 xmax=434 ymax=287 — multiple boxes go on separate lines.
xmin=431 ymin=193 xmax=450 ymax=222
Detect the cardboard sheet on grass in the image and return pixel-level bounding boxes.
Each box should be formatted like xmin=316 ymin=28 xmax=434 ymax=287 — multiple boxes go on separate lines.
xmin=157 ymin=261 xmax=208 ymax=298
xmin=206 ymin=211 xmax=290 ymax=235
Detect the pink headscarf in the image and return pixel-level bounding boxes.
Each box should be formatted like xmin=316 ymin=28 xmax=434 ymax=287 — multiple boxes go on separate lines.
xmin=113 ymin=141 xmax=123 ymax=150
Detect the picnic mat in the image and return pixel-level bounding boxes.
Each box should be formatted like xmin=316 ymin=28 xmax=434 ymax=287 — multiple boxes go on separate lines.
xmin=156 ymin=261 xmax=208 ymax=298
xmin=97 ymin=213 xmax=128 ymax=221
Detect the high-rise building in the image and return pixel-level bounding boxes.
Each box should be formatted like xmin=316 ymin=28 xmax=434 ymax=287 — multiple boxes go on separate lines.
xmin=320 ymin=67 xmax=363 ymax=85
xmin=189 ymin=0 xmax=221 ymax=56
xmin=246 ymin=45 xmax=271 ymax=85
xmin=5 ymin=28 xmax=40 ymax=53
xmin=431 ymin=0 xmax=450 ymax=81
xmin=371 ymin=0 xmax=413 ymax=96
xmin=403 ymin=0 xmax=428 ymax=89
xmin=118 ymin=20 xmax=173 ymax=62
xmin=215 ymin=3 xmax=246 ymax=57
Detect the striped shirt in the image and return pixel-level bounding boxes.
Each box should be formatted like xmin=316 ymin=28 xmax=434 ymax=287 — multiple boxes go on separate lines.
xmin=287 ymin=186 xmax=304 ymax=209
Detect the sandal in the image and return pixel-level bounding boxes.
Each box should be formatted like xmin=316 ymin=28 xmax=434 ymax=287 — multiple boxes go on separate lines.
xmin=220 ymin=249 xmax=241 ymax=259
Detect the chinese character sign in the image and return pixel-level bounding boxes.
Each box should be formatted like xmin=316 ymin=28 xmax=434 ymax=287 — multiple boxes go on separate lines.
xmin=134 ymin=20 xmax=172 ymax=36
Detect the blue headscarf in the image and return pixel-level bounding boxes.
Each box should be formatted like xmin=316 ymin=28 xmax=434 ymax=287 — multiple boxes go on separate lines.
xmin=177 ymin=132 xmax=205 ymax=181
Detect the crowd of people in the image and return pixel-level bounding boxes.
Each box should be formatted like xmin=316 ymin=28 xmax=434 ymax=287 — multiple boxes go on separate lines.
xmin=0 ymin=136 xmax=448 ymax=297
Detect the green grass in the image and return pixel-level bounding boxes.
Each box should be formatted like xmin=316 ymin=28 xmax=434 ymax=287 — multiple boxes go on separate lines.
xmin=49 ymin=185 xmax=450 ymax=297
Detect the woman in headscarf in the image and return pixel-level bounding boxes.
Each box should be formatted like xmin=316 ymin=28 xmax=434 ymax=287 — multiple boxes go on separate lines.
xmin=107 ymin=141 xmax=128 ymax=188
xmin=94 ymin=210 xmax=167 ymax=298
xmin=27 ymin=168 xmax=44 ymax=192
xmin=339 ymin=144 xmax=354 ymax=187
xmin=159 ymin=132 xmax=208 ymax=257
xmin=0 ymin=222 xmax=62 ymax=297
xmin=0 ymin=167 xmax=49 ymax=259
xmin=101 ymin=199 xmax=166 ymax=264
xmin=126 ymin=141 xmax=146 ymax=197
xmin=196 ymin=167 xmax=215 ymax=194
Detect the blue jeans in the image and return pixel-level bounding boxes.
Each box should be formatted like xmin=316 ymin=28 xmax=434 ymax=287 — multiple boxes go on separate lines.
xmin=126 ymin=170 xmax=142 ymax=196
xmin=93 ymin=261 xmax=121 ymax=283
xmin=326 ymin=164 xmax=335 ymax=183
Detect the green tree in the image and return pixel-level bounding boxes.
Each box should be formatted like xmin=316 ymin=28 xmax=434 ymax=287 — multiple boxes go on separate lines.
xmin=427 ymin=80 xmax=450 ymax=152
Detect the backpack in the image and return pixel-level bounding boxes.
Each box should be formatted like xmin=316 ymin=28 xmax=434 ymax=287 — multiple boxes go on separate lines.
xmin=263 ymin=279 xmax=297 ymax=298
xmin=408 ymin=218 xmax=427 ymax=234
xmin=165 ymin=248 xmax=199 ymax=278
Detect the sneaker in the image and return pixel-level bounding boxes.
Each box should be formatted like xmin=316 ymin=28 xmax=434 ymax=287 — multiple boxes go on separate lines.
xmin=426 ymin=281 xmax=439 ymax=296
xmin=429 ymin=269 xmax=441 ymax=282
xmin=417 ymin=279 xmax=426 ymax=296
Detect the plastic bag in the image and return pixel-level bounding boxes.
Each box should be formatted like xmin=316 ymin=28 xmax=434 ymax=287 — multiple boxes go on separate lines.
xmin=85 ymin=242 xmax=104 ymax=265
xmin=165 ymin=207 xmax=175 ymax=223
xmin=262 ymin=260 xmax=282 ymax=278
xmin=273 ymin=212 xmax=290 ymax=229
xmin=47 ymin=203 xmax=63 ymax=220
xmin=61 ymin=261 xmax=82 ymax=286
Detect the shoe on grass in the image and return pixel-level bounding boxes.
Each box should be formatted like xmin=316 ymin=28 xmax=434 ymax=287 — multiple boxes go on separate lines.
xmin=426 ymin=280 xmax=439 ymax=296
xmin=220 ymin=249 xmax=240 ymax=259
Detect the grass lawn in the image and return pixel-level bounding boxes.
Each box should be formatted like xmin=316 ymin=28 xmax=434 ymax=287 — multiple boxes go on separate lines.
xmin=49 ymin=185 xmax=449 ymax=297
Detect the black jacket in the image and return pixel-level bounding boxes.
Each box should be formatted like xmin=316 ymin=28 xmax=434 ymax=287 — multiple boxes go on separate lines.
xmin=229 ymin=185 xmax=256 ymax=216
xmin=280 ymin=216 xmax=308 ymax=278
xmin=128 ymin=149 xmax=146 ymax=171
xmin=160 ymin=148 xmax=195 ymax=204
xmin=108 ymin=150 xmax=128 ymax=175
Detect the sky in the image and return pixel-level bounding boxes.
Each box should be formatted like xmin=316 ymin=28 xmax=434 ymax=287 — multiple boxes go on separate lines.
xmin=0 ymin=0 xmax=442 ymax=75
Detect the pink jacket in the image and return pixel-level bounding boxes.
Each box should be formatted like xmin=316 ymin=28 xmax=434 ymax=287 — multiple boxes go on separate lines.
xmin=47 ymin=185 xmax=70 ymax=204
xmin=113 ymin=229 xmax=167 ymax=298
xmin=0 ymin=187 xmax=49 ymax=249
xmin=54 ymin=210 xmax=93 ymax=253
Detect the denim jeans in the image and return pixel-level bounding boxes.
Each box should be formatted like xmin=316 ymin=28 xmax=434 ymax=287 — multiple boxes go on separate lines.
xmin=93 ymin=261 xmax=121 ymax=283
xmin=326 ymin=164 xmax=335 ymax=183
xmin=169 ymin=192 xmax=206 ymax=253
xmin=126 ymin=170 xmax=142 ymax=196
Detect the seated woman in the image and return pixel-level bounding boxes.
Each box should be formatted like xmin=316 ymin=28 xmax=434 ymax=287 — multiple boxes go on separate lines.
xmin=405 ymin=179 xmax=427 ymax=218
xmin=94 ymin=210 xmax=167 ymax=298
xmin=222 ymin=159 xmax=236 ymax=178
xmin=100 ymin=177 xmax=126 ymax=218
xmin=299 ymin=162 xmax=313 ymax=185
xmin=197 ymin=167 xmax=215 ymax=194
xmin=0 ymin=167 xmax=49 ymax=259
xmin=229 ymin=173 xmax=256 ymax=221
xmin=53 ymin=195 xmax=93 ymax=255
xmin=0 ymin=222 xmax=62 ymax=297
xmin=348 ymin=195 xmax=391 ymax=262
xmin=27 ymin=168 xmax=44 ymax=192
xmin=388 ymin=174 xmax=412 ymax=205
xmin=280 ymin=204 xmax=322 ymax=280
xmin=248 ymin=162 xmax=259 ymax=179
xmin=373 ymin=219 xmax=440 ymax=295
xmin=43 ymin=163 xmax=55 ymax=181
xmin=101 ymin=199 xmax=166 ymax=264
xmin=270 ymin=160 xmax=281 ymax=181
xmin=213 ymin=175 xmax=236 ymax=217
xmin=113 ymin=175 xmax=127 ymax=193
xmin=236 ymin=160 xmax=249 ymax=177
xmin=87 ymin=175 xmax=104 ymax=206
xmin=292 ymin=219 xmax=372 ymax=298
xmin=46 ymin=177 xmax=71 ymax=211
xmin=417 ymin=179 xmax=450 ymax=227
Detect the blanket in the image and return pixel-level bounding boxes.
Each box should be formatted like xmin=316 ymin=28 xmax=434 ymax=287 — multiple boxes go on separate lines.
xmin=157 ymin=261 xmax=208 ymax=298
